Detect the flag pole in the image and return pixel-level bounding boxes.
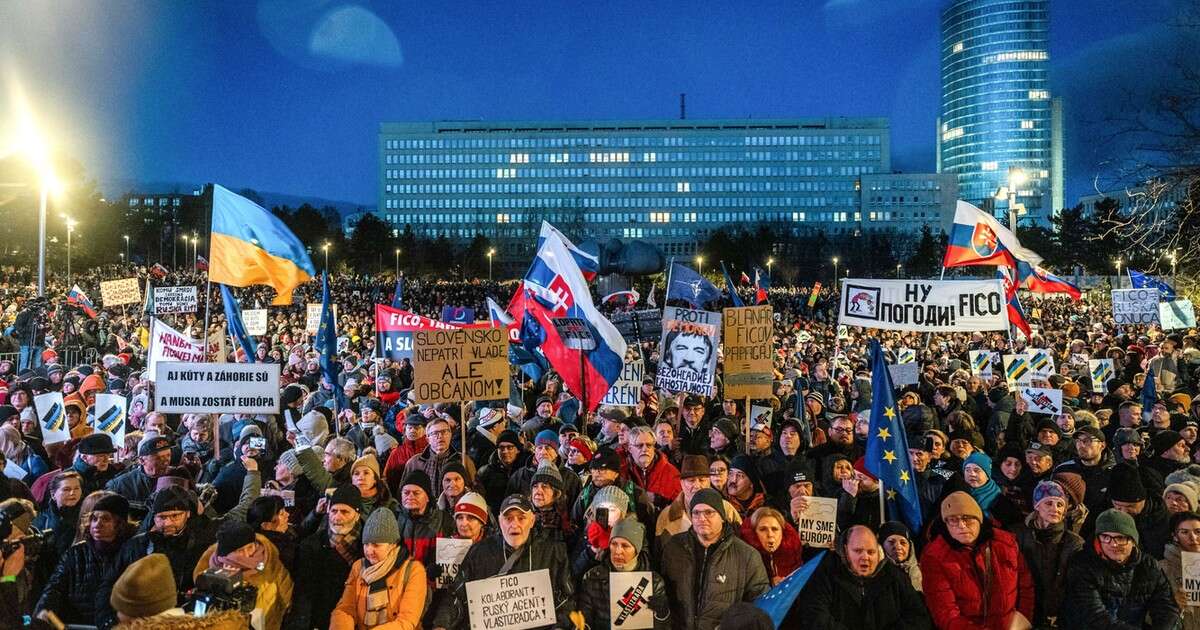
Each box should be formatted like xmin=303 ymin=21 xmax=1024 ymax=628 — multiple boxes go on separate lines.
xmin=664 ymin=257 xmax=675 ymax=311
xmin=202 ymin=184 xmax=214 ymax=360
xmin=461 ymin=399 xmax=468 ymax=466
xmin=744 ymin=396 xmax=751 ymax=455
xmin=878 ymin=476 xmax=886 ymax=522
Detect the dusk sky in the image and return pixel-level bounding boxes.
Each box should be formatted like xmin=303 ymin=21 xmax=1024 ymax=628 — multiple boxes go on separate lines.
xmin=0 ymin=0 xmax=1187 ymax=207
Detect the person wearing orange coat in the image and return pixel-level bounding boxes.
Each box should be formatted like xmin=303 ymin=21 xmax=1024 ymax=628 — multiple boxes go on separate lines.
xmin=920 ymin=491 xmax=1035 ymax=630
xmin=331 ymin=508 xmax=427 ymax=630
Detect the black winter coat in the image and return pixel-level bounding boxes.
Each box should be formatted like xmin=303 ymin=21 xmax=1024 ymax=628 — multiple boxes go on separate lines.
xmin=94 ymin=522 xmax=217 ymax=629
xmin=1014 ymin=516 xmax=1084 ymax=625
xmin=1060 ymin=543 xmax=1180 ymax=630
xmin=578 ymin=554 xmax=670 ymax=630
xmin=103 ymin=465 xmax=157 ymax=514
xmin=476 ymin=450 xmax=525 ymax=513
xmin=35 ymin=538 xmax=125 ymax=625
xmin=284 ymin=526 xmax=362 ymax=630
xmin=659 ymin=526 xmax=771 ymax=630
xmin=793 ymin=551 xmax=933 ymax=630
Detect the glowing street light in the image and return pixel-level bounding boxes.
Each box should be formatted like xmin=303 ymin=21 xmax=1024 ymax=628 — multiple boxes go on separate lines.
xmin=1114 ymin=259 xmax=1123 ymax=288
xmin=487 ymin=248 xmax=496 ymax=282
xmin=123 ymin=234 xmax=130 ymax=264
xmin=9 ymin=78 xmax=63 ymax=297
xmin=832 ymin=256 xmax=840 ymax=284
xmin=767 ymin=257 xmax=775 ymax=277
xmin=896 ymin=263 xmax=902 ymax=279
xmin=394 ymin=248 xmax=401 ymax=279
xmin=322 ymin=242 xmax=331 ymax=271
xmin=696 ymin=255 xmax=705 ymax=276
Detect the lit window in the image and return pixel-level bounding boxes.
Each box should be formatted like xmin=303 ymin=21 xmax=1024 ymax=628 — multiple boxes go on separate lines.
xmin=1039 ymin=170 xmax=1050 ymax=178
xmin=981 ymin=161 xmax=998 ymax=171
xmin=982 ymin=50 xmax=1047 ymax=64
xmin=1028 ymin=90 xmax=1050 ymax=100
xmin=952 ymin=41 xmax=964 ymax=53
xmin=676 ymin=182 xmax=690 ymax=193
xmin=941 ymin=127 xmax=964 ymax=142
xmin=509 ymin=153 xmax=529 ymax=164
xmin=1021 ymin=120 xmax=1035 ymax=129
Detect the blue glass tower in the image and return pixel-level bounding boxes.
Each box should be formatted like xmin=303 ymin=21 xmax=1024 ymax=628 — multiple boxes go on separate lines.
xmin=938 ymin=0 xmax=1062 ymax=225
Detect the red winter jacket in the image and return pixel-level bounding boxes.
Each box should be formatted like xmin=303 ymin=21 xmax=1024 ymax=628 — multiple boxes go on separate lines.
xmin=919 ymin=526 xmax=1035 ymax=630
xmin=383 ymin=435 xmax=428 ymax=495
xmin=739 ymin=515 xmax=804 ymax=583
xmin=623 ymin=452 xmax=681 ymax=509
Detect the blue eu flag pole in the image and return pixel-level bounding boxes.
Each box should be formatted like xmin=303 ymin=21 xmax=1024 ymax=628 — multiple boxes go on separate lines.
xmin=865 ymin=338 xmax=924 ymax=534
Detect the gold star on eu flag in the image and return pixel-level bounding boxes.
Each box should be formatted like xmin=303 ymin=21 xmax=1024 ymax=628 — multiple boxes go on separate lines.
xmin=877 ymin=427 xmax=891 ymax=441
xmin=899 ymin=470 xmax=910 ymax=484
xmin=887 ymin=489 xmax=897 ymax=501
xmin=883 ymin=406 xmax=896 ymax=420
xmin=883 ymin=450 xmax=897 ymax=464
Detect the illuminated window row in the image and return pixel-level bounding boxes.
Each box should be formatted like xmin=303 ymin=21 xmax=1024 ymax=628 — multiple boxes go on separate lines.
xmin=982 ymin=50 xmax=1048 ymax=64
xmin=385 ymin=180 xmax=860 ymax=195
xmin=382 ymin=134 xmax=884 ymax=151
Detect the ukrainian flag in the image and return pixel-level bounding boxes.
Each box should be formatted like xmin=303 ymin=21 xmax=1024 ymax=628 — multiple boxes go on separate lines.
xmin=209 ymin=184 xmax=316 ymax=305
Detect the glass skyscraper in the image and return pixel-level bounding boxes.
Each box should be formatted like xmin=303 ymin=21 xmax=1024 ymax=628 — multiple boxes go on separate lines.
xmin=938 ymin=0 xmax=1063 ymax=225
xmin=378 ymin=118 xmax=891 ymax=261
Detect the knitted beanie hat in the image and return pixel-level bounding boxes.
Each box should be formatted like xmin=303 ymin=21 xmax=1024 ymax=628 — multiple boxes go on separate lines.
xmin=592 ymin=484 xmax=630 ymax=515
xmin=532 ymin=461 xmax=564 ymax=492
xmin=611 ymin=517 xmax=646 ymax=555
xmin=940 ymin=491 xmax=983 ymax=523
xmin=1095 ymin=508 xmax=1139 ymax=545
xmin=362 ymin=507 xmax=401 ymax=545
xmin=110 ymin=553 xmax=177 ymax=618
xmin=455 ymin=492 xmax=490 ymax=524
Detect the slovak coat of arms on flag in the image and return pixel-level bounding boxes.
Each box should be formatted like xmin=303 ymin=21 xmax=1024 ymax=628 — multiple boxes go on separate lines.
xmin=971 ymin=223 xmax=999 ymax=258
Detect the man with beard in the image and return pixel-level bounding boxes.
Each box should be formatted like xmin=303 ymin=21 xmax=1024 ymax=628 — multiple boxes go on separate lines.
xmin=287 ymin=485 xmax=364 ymax=630
xmin=807 ymin=415 xmax=862 ymax=484
xmin=476 ymin=430 xmax=526 ymax=513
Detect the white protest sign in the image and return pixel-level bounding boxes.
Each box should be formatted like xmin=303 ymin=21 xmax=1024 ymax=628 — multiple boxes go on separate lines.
xmin=435 ymin=537 xmax=473 ymax=589
xmin=1112 ymin=289 xmax=1159 ymax=325
xmin=797 ymin=330 xmax=812 ymax=343
xmin=1183 ymin=550 xmax=1200 ymax=606
xmin=750 ymin=405 xmax=773 ymax=430
xmin=1027 ymin=348 xmax=1056 ymax=380
xmin=465 ymin=568 xmax=556 ymax=630
xmin=969 ymin=350 xmax=994 ymax=376
xmin=148 ymin=317 xmax=206 ymax=381
xmin=656 ymin=307 xmax=721 ymax=397
xmin=154 ymin=362 xmax=281 ymax=414
xmin=93 ymin=393 xmax=127 ymax=446
xmin=1003 ymin=354 xmax=1032 ymax=386
xmin=897 ymin=348 xmax=916 ymax=364
xmin=34 ymin=392 xmax=71 ymax=445
xmin=1020 ymin=387 xmax=1064 ymax=415
xmin=601 ymin=360 xmax=644 ymax=408
xmin=1090 ymin=359 xmax=1115 ymax=393
xmin=796 ymin=496 xmax=838 ymax=549
xmin=609 ymin=571 xmax=654 ymax=629
xmin=2 ymin=460 xmax=24 ymax=480
xmin=838 ymin=279 xmax=1009 ymax=332
xmin=243 ymin=309 xmax=268 ymax=336
xmin=305 ymin=303 xmax=340 ymax=335
xmin=100 ymin=277 xmax=142 ymax=306
xmin=888 ymin=362 xmax=919 ymax=387
xmin=152 ymin=286 xmax=198 ymax=314
xmin=1160 ymin=300 xmax=1196 ymax=330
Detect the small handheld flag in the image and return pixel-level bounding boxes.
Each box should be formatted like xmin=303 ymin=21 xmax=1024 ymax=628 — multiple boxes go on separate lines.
xmin=866 ymin=339 xmax=923 ymax=534
xmin=754 ymin=267 xmax=770 ymax=304
xmin=219 ymin=284 xmax=257 ymax=363
xmin=66 ymin=285 xmax=98 ymax=319
xmin=754 ymin=551 xmax=826 ymax=627
xmin=721 ymin=262 xmax=745 ymax=307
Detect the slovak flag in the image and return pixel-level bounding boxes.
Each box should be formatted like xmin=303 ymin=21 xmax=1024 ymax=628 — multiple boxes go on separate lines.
xmin=944 ymin=201 xmax=1044 ymax=269
xmin=195 ymin=256 xmax=209 ymax=272
xmin=536 ymin=222 xmax=599 ymax=281
xmin=66 ymin=285 xmax=98 ymax=319
xmin=997 ymin=266 xmax=1032 ymax=338
xmin=486 ymin=297 xmax=515 ymax=328
xmin=754 ymin=267 xmax=770 ymax=305
xmin=523 ymin=222 xmax=626 ymax=410
xmin=149 ymin=263 xmax=169 ymax=279
xmin=1016 ymin=261 xmax=1081 ymax=301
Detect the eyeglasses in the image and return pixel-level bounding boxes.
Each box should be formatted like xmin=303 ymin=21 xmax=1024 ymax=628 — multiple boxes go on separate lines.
xmin=944 ymin=515 xmax=978 ymax=527
xmin=428 ymin=429 xmax=452 ymax=437
xmin=1176 ymin=528 xmax=1200 ymax=537
xmin=829 ymin=427 xmax=853 ymax=434
xmin=690 ymin=508 xmax=720 ymax=520
xmin=1098 ymin=533 xmax=1133 ymax=546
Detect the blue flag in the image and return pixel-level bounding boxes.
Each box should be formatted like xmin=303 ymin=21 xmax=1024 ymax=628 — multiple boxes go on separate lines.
xmin=219 ymin=284 xmax=257 ymax=363
xmin=865 ymin=339 xmax=923 ymax=534
xmin=754 ymin=550 xmax=826 ymax=627
xmin=391 ymin=276 xmax=405 ymax=309
xmin=1142 ymin=367 xmax=1157 ymax=424
xmin=721 ymin=262 xmax=745 ymax=307
xmin=1129 ymin=269 xmax=1176 ymax=301
xmin=666 ymin=262 xmax=721 ymax=308
xmin=317 ymin=272 xmax=344 ymax=409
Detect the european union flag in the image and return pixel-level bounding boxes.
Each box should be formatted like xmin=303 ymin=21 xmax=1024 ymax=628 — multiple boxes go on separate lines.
xmin=754 ymin=550 xmax=826 ymax=628
xmin=721 ymin=262 xmax=745 ymax=307
xmin=317 ymin=272 xmax=344 ymax=409
xmin=666 ymin=262 xmax=720 ymax=308
xmin=391 ymin=276 xmax=405 ymax=309
xmin=1142 ymin=367 xmax=1157 ymax=423
xmin=865 ymin=339 xmax=923 ymax=533
xmin=1129 ymin=268 xmax=1176 ymax=301
xmin=219 ymin=284 xmax=256 ymax=363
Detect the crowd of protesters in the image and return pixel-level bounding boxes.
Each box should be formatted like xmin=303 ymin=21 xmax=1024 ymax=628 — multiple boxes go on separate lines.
xmin=0 ymin=263 xmax=1194 ymax=629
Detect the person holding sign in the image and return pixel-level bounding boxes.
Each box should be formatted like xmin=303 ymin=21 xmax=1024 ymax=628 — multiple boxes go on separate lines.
xmin=578 ymin=518 xmax=670 ymax=629
xmin=1061 ymin=509 xmax=1179 ymax=630
xmin=1159 ymin=511 xmax=1200 ymax=629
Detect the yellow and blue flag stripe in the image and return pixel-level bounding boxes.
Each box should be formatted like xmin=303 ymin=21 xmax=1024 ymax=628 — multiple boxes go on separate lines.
xmin=209 ymin=184 xmax=316 ymax=306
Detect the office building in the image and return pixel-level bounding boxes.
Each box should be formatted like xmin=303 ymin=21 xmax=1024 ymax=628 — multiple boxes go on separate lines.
xmin=378 ymin=118 xmax=896 ymax=262
xmin=938 ymin=0 xmax=1063 ymax=225
xmin=859 ymin=172 xmax=959 ymax=236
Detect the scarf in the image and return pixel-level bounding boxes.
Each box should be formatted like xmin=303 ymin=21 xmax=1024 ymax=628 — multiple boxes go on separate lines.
xmin=331 ymin=527 xmax=361 ymax=565
xmin=964 ymin=452 xmax=1002 ymax=516
xmin=360 ymin=545 xmax=401 ymax=628
xmin=208 ymin=544 xmax=267 ymax=579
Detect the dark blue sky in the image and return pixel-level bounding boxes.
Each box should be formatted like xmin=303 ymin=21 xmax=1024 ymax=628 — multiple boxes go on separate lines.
xmin=0 ymin=0 xmax=1185 ymax=206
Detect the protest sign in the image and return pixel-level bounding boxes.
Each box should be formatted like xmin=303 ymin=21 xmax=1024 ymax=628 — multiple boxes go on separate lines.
xmin=1003 ymin=354 xmax=1032 ymax=386
xmin=374 ymin=304 xmax=490 ymax=362
xmin=796 ymin=496 xmax=838 ymax=549
xmin=722 ymin=305 xmax=773 ymax=399
xmin=100 ymin=277 xmax=142 ymax=306
xmin=797 ymin=330 xmax=813 ymax=343
xmin=1112 ymin=289 xmax=1159 ymax=325
xmin=609 ymin=571 xmax=655 ymax=629
xmin=1027 ymin=348 xmax=1056 ymax=380
xmin=1183 ymin=551 xmax=1200 ymax=606
xmin=465 ymin=568 xmax=556 ymax=630
xmin=838 ymin=279 xmax=1008 ymax=332
xmin=897 ymin=348 xmax=916 ymax=364
xmin=1090 ymin=359 xmax=1115 ymax=393
xmin=601 ymin=359 xmax=644 ymax=407
xmin=969 ymin=350 xmax=995 ymax=376
xmin=305 ymin=303 xmax=338 ymax=335
xmin=152 ymin=286 xmax=198 ymax=314
xmin=34 ymin=392 xmax=71 ymax=445
xmin=1020 ymin=387 xmax=1063 ymax=415
xmin=656 ymin=307 xmax=721 ymax=396
xmin=412 ymin=328 xmax=509 ymax=404
xmin=243 ymin=309 xmax=268 ymax=336
xmin=148 ymin=317 xmax=206 ymax=381
xmin=94 ymin=393 xmax=127 ymax=445
xmin=888 ymin=362 xmax=919 ymax=387
xmin=610 ymin=309 xmax=663 ymax=344
xmin=553 ymin=317 xmax=597 ymax=351
xmin=154 ymin=362 xmax=281 ymax=414
xmin=1160 ymin=299 xmax=1196 ymax=330
xmin=435 ymin=537 xmax=473 ymax=589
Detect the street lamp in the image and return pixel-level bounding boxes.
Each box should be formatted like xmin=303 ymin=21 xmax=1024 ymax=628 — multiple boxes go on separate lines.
xmin=123 ymin=234 xmax=130 ymax=265
xmin=832 ymin=256 xmax=840 ymax=284
xmin=322 ymin=242 xmax=331 ymax=271
xmin=1114 ymin=259 xmax=1123 ymax=288
xmin=896 ymin=263 xmax=902 ymax=279
xmin=767 ymin=257 xmax=774 ymax=277
xmin=65 ymin=217 xmax=75 ymax=285
xmin=994 ymin=166 xmax=1027 ymax=230
xmin=394 ymin=248 xmax=400 ymax=278
xmin=11 ymin=81 xmax=61 ymax=297
xmin=696 ymin=255 xmax=705 ymax=276
xmin=487 ymin=248 xmax=496 ymax=282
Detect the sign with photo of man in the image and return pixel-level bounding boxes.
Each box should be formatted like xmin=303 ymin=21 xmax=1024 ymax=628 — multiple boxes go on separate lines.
xmin=656 ymin=306 xmax=721 ymax=396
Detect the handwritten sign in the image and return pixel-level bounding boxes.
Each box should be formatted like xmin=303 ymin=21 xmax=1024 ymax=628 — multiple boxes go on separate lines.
xmin=1183 ymin=550 xmax=1200 ymax=606
xmin=722 ymin=305 xmax=773 ymax=399
xmin=1112 ymin=289 xmax=1159 ymax=325
xmin=152 ymin=286 xmax=198 ymax=314
xmin=100 ymin=277 xmax=141 ymax=306
xmin=243 ymin=309 xmax=268 ymax=336
xmin=435 ymin=537 xmax=473 ymax=589
xmin=601 ymin=360 xmax=644 ymax=408
xmin=1161 ymin=300 xmax=1196 ymax=330
xmin=465 ymin=568 xmax=555 ymax=630
xmin=888 ymin=362 xmax=919 ymax=388
xmin=412 ymin=328 xmax=509 ymax=404
xmin=305 ymin=303 xmax=337 ymax=335
xmin=796 ymin=496 xmax=838 ymax=549
xmin=609 ymin=571 xmax=654 ymax=629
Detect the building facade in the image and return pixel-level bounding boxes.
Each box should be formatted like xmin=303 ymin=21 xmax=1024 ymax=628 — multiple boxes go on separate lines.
xmin=378 ymin=118 xmax=899 ymax=262
xmin=860 ymin=173 xmax=959 ymax=236
xmin=938 ymin=0 xmax=1063 ymax=226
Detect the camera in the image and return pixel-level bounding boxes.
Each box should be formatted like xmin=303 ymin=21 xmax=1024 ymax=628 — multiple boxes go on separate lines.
xmin=0 ymin=502 xmax=47 ymax=556
xmin=247 ymin=437 xmax=267 ymax=451
xmin=188 ymin=567 xmax=258 ymax=616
